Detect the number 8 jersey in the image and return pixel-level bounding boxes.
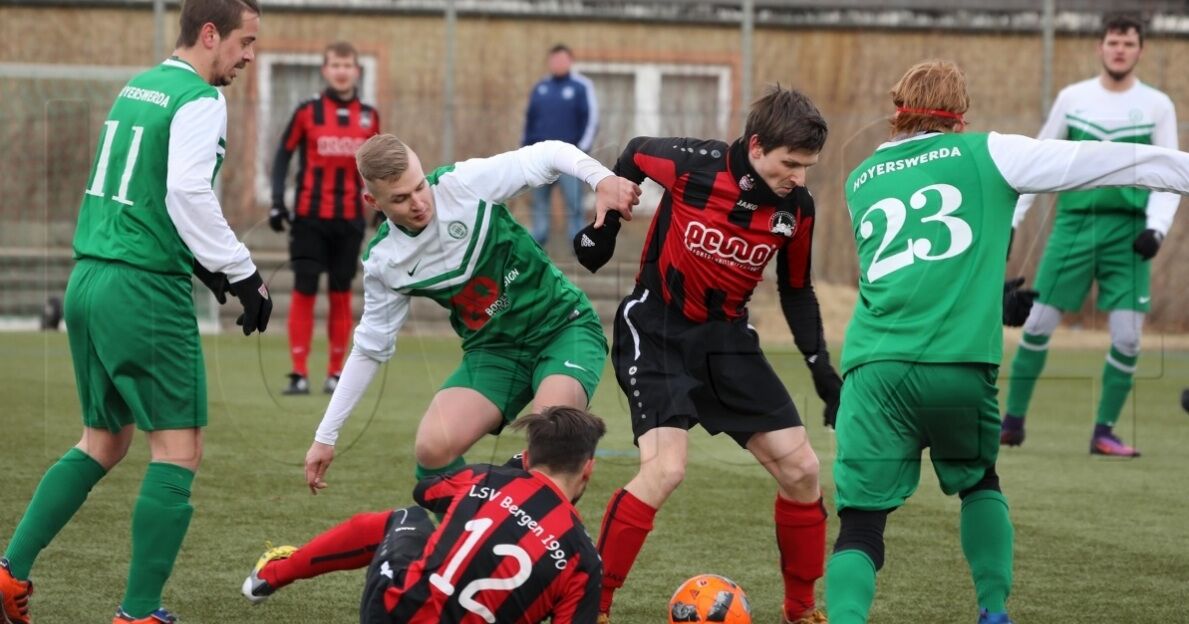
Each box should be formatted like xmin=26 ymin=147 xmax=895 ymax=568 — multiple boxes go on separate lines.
xmin=74 ymin=57 xmax=254 ymax=280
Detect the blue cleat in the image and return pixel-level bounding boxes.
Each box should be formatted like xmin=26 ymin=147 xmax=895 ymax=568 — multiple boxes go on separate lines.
xmin=978 ymin=609 xmax=1014 ymax=624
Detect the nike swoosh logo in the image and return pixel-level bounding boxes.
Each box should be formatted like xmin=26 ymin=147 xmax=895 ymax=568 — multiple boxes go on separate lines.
xmin=563 ymin=360 xmax=588 ymax=373
xmin=1139 ymin=296 xmax=1151 ymax=304
xmin=407 ymin=259 xmax=422 ymax=276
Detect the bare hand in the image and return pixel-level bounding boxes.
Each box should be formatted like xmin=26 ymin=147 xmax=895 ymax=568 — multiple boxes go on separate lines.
xmin=594 ymin=176 xmax=641 ymax=227
xmin=304 ymin=441 xmax=335 ymax=495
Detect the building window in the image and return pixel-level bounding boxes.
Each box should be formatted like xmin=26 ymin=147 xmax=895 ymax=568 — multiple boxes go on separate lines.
xmin=255 ymin=52 xmax=377 ymax=205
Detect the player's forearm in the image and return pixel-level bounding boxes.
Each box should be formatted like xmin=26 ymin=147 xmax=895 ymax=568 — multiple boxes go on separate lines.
xmin=1146 ymin=192 xmax=1180 ymax=235
xmin=990 ymin=132 xmax=1189 ymax=197
xmin=778 ymin=283 xmax=828 ymax=358
xmin=539 ymin=140 xmax=613 ymax=191
xmin=314 ymin=348 xmax=381 ymax=445
xmin=166 ymin=191 xmax=256 ymax=282
xmin=271 ymin=143 xmax=294 ymax=207
xmin=1011 ymin=193 xmax=1037 ymax=228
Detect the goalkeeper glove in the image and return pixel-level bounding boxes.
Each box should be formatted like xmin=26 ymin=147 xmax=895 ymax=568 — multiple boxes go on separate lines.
xmin=1002 ymin=276 xmax=1038 ymax=327
xmin=230 ymin=271 xmax=273 ymax=335
xmin=573 ymin=211 xmax=621 ymax=273
xmin=192 ymin=259 xmax=231 ymax=305
xmin=806 ymin=352 xmax=842 ymax=429
xmin=268 ymin=204 xmax=291 ymax=233
xmin=1132 ymin=228 xmax=1163 ymax=260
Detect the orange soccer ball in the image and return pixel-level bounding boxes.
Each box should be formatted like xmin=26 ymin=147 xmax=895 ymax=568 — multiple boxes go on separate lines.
xmin=667 ymin=574 xmax=752 ymax=624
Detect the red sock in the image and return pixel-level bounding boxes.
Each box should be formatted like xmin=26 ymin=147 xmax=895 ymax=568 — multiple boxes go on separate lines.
xmin=597 ymin=488 xmax=657 ymax=613
xmin=327 ymin=290 xmax=353 ymax=376
xmin=775 ymin=494 xmax=827 ymax=619
xmin=259 ymin=510 xmax=390 ymax=589
xmin=288 ymin=291 xmax=316 ymax=377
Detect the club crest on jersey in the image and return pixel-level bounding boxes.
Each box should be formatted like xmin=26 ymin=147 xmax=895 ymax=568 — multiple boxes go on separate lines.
xmin=769 ymin=211 xmax=796 ymax=237
xmin=361 ymin=110 xmax=373 ymax=128
xmin=448 ymin=221 xmax=469 ymax=239
xmin=738 ymin=174 xmax=755 ymax=191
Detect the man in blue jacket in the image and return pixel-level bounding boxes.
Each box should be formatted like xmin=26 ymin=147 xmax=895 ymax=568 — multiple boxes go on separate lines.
xmin=523 ymin=43 xmax=599 ymax=248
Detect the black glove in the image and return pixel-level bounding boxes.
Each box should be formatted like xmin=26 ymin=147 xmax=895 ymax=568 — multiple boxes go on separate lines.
xmin=573 ymin=211 xmax=622 ymax=273
xmin=192 ymin=259 xmax=231 ymax=304
xmin=807 ymin=352 xmax=842 ymax=429
xmin=269 ymin=205 xmax=291 ymax=233
xmin=229 ymin=271 xmax=273 ymax=335
xmin=1132 ymin=228 xmax=1163 ymax=261
xmin=1002 ymin=276 xmax=1038 ymax=327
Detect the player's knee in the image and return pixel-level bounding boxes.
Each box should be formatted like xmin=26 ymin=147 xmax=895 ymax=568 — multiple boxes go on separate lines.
xmin=639 ymin=457 xmax=685 ymax=496
xmin=292 ymin=263 xmax=321 ymax=295
xmin=1109 ymin=318 xmax=1142 ymax=357
xmin=775 ymin=448 xmax=820 ymax=494
xmin=959 ymin=466 xmax=1001 ymax=499
xmin=834 ymin=508 xmax=889 ymax=571
xmin=1022 ymin=302 xmax=1061 ymax=336
xmin=413 ymin=439 xmax=454 ymax=470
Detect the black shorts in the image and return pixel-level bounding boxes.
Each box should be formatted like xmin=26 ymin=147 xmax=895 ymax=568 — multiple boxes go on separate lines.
xmin=612 ymin=287 xmax=802 ymax=448
xmin=358 ymin=506 xmax=435 ymax=624
xmin=289 ymin=218 xmax=366 ymax=292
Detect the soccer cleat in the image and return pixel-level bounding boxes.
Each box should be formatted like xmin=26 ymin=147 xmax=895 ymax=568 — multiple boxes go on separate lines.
xmin=1090 ymin=432 xmax=1140 ymax=457
xmin=112 ymin=607 xmax=176 ymax=623
xmin=999 ymin=414 xmax=1025 ymax=447
xmin=282 ymin=373 xmax=309 ymax=396
xmin=0 ymin=557 xmax=33 ymax=624
xmin=978 ymin=608 xmax=1014 ymax=624
xmin=782 ymin=608 xmax=828 ymax=624
xmin=323 ymin=375 xmax=340 ymax=395
xmin=242 ymin=543 xmax=298 ymax=605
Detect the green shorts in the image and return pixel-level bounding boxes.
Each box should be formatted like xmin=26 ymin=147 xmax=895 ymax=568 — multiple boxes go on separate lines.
xmin=65 ymin=259 xmax=207 ymax=432
xmin=1033 ymin=211 xmax=1150 ymax=313
xmin=833 ymin=361 xmax=1000 ymax=511
xmin=441 ymin=313 xmax=607 ymax=422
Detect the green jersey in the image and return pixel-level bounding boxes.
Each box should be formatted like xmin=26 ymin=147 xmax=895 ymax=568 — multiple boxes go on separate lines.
xmin=352 ymin=141 xmax=613 ymax=359
xmin=73 ymin=58 xmax=255 ymax=281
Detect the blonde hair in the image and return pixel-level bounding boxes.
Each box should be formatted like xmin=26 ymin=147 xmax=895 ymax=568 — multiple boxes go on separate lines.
xmin=890 ymin=60 xmax=970 ymax=136
xmin=355 ymin=134 xmax=409 ymax=184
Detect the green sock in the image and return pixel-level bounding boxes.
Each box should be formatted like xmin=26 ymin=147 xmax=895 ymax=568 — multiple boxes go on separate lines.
xmin=960 ymin=490 xmax=1013 ymax=613
xmin=1005 ymin=332 xmax=1050 ymax=417
xmin=825 ymin=549 xmax=877 ymax=624
xmin=4 ymin=448 xmax=107 ymax=580
xmin=121 ymin=462 xmax=195 ymax=617
xmin=1097 ymin=347 xmax=1137 ymax=427
xmin=414 ymin=456 xmax=466 ymax=482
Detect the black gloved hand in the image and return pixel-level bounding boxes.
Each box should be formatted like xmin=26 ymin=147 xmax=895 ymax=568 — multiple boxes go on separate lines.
xmin=269 ymin=205 xmax=291 ymax=233
xmin=1132 ymin=228 xmax=1163 ymax=261
xmin=230 ymin=271 xmax=273 ymax=335
xmin=192 ymin=259 xmax=231 ymax=305
xmin=1002 ymin=276 xmax=1038 ymax=327
xmin=573 ymin=211 xmax=622 ymax=273
xmin=807 ymin=352 xmax=843 ymax=429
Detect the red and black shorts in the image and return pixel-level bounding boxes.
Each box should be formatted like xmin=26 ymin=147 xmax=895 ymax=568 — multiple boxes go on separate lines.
xmin=289 ymin=218 xmax=366 ymax=293
xmin=611 ymin=286 xmax=803 ymax=448
xmin=359 ymin=505 xmax=435 ymax=624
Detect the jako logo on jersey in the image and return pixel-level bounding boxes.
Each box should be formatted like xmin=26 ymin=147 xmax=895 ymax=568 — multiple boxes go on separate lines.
xmin=736 ymin=200 xmax=759 ymax=211
xmin=684 ymin=221 xmax=776 ymax=267
xmin=738 ymin=174 xmax=755 ymax=191
xmin=316 ymin=136 xmax=368 ymax=157
xmin=769 ymin=212 xmax=796 ymax=237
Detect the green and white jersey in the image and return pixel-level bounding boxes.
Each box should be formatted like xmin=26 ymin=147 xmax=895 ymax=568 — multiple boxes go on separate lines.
xmin=842 ymin=131 xmax=1189 ymax=375
xmin=1013 ymin=78 xmax=1179 ymax=234
xmin=73 ymin=57 xmax=255 ymax=281
xmin=314 ymin=140 xmax=613 ymax=444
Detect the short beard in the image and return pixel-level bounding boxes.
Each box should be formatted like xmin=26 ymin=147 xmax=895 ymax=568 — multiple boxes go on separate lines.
xmin=1102 ymin=62 xmax=1135 ymax=83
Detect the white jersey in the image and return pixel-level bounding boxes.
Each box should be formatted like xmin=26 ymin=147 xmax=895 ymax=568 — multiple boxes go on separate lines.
xmin=1013 ymin=77 xmax=1179 ymax=233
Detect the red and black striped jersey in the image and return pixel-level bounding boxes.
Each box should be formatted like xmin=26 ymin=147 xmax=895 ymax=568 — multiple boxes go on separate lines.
xmin=615 ymin=136 xmax=817 ymax=323
xmin=380 ymin=464 xmax=601 ymax=623
xmin=272 ymin=88 xmax=380 ymax=221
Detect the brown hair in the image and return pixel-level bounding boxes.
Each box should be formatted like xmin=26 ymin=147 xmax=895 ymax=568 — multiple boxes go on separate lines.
xmin=548 ymin=43 xmax=573 ymax=57
xmin=508 ymin=407 xmax=606 ymax=475
xmin=1102 ymin=13 xmax=1145 ymax=46
xmin=324 ymin=41 xmax=360 ymax=66
xmin=889 ymin=60 xmax=970 ymax=136
xmin=356 ymin=134 xmax=410 ymax=184
xmin=743 ymin=85 xmax=828 ymax=154
xmin=176 ymin=0 xmax=260 ymax=48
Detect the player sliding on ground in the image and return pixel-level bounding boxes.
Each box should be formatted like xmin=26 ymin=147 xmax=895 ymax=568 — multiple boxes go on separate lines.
xmin=302 ymin=134 xmax=639 ymax=493
xmin=244 ymin=407 xmax=605 ymax=623
xmin=826 ymin=59 xmax=1189 ymax=624
xmin=574 ymin=86 xmax=843 ymax=624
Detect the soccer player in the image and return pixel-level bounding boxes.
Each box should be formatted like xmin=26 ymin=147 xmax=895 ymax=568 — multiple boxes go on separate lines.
xmin=1001 ymin=14 xmax=1178 ymax=456
xmin=0 ymin=1 xmax=271 ymax=622
xmin=270 ymin=41 xmax=381 ymax=395
xmin=825 ymin=60 xmax=1189 ymax=624
xmin=301 ymin=134 xmax=640 ymax=496
xmin=243 ymin=407 xmax=605 ymax=623
xmin=575 ymin=86 xmax=843 ymax=624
